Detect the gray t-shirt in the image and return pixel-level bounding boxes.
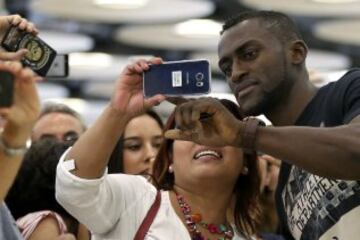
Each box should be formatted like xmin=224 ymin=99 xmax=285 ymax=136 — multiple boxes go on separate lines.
xmin=0 ymin=202 xmax=22 ymax=240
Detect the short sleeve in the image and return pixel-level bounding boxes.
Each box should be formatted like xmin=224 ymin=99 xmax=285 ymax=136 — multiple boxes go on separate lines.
xmin=341 ymin=70 xmax=360 ymax=123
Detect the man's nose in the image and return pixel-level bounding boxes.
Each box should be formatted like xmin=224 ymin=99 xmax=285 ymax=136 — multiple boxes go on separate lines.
xmin=230 ymin=61 xmax=247 ymax=83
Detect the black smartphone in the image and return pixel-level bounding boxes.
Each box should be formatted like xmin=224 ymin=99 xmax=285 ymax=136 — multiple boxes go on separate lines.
xmin=1 ymin=26 xmax=57 ymax=77
xmin=0 ymin=71 xmax=14 ymax=107
xmin=143 ymin=59 xmax=211 ymax=97
xmin=46 ymin=54 xmax=69 ymax=78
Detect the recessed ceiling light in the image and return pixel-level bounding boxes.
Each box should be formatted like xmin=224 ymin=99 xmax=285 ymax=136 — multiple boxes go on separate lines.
xmin=312 ymin=0 xmax=358 ymax=3
xmin=93 ymin=0 xmax=149 ymax=10
xmin=70 ymin=53 xmax=113 ymax=68
xmin=174 ymin=19 xmax=222 ymax=38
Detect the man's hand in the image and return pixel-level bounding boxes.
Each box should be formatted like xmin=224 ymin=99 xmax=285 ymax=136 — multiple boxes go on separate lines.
xmin=0 ymin=61 xmax=40 ymax=147
xmin=110 ymin=58 xmax=165 ymax=120
xmin=164 ymin=98 xmax=245 ymax=147
xmin=0 ymin=15 xmax=39 ymax=61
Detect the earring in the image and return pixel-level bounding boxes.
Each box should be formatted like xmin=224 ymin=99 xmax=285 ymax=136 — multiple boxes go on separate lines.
xmin=242 ymin=167 xmax=249 ymax=175
xmin=168 ymin=164 xmax=174 ymax=173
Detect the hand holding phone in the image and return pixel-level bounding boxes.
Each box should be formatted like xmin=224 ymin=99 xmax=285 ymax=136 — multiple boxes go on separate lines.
xmin=143 ymin=59 xmax=211 ymax=97
xmin=1 ymin=26 xmax=57 ymax=76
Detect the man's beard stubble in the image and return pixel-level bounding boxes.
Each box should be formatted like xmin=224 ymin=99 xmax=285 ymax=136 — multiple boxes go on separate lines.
xmin=242 ymin=59 xmax=294 ymax=117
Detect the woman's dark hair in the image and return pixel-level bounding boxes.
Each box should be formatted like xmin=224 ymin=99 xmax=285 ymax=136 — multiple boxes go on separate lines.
xmin=152 ymin=99 xmax=260 ymax=238
xmin=5 ymin=138 xmax=79 ymax=234
xmin=107 ymin=109 xmax=164 ymax=173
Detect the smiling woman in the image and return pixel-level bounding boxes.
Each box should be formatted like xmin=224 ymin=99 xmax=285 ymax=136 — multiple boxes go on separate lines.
xmin=153 ymin=99 xmax=260 ymax=239
xmin=55 ymin=59 xmax=260 ymax=240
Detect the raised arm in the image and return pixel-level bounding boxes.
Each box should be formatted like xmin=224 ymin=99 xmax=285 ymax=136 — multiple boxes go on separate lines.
xmin=0 ymin=62 xmax=40 ymax=201
xmin=256 ymin=117 xmax=360 ymax=179
xmin=165 ymin=98 xmax=360 ymax=180
xmin=66 ymin=58 xmax=165 ymax=179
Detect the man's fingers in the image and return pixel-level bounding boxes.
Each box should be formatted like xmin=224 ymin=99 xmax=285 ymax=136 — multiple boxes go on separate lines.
xmin=164 ymin=129 xmax=192 ymax=141
xmin=165 ymin=129 xmax=200 ymax=142
xmin=166 ymin=97 xmax=189 ymax=106
xmin=164 ymin=129 xmax=179 ymax=139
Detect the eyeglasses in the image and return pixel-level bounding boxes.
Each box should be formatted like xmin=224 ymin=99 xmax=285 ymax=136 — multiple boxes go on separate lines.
xmin=40 ymin=131 xmax=79 ymax=143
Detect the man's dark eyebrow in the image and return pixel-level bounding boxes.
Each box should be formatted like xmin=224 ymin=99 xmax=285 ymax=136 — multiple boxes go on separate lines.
xmin=218 ymin=40 xmax=259 ymax=68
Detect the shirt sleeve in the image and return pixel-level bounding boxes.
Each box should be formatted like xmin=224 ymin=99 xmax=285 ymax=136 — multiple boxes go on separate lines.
xmin=55 ymin=148 xmax=157 ymax=235
xmin=17 ymin=210 xmax=68 ymax=240
xmin=342 ymin=70 xmax=360 ymax=123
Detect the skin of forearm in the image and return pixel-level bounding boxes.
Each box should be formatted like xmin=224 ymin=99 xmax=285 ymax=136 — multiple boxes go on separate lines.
xmin=0 ymin=124 xmax=33 ymax=201
xmin=254 ymin=123 xmax=360 ymax=180
xmin=0 ymin=153 xmax=24 ymax=201
xmin=67 ymin=105 xmax=130 ymax=179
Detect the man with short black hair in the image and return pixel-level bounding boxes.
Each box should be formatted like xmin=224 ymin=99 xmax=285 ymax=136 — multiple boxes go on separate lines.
xmin=166 ymin=10 xmax=360 ymax=240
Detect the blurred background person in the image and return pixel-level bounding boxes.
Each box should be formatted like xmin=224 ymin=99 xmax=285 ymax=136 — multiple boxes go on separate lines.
xmin=31 ymin=102 xmax=86 ymax=143
xmin=257 ymin=154 xmax=283 ymax=240
xmin=6 ymin=138 xmax=90 ymax=240
xmin=107 ymin=109 xmax=163 ymax=175
xmin=0 ymin=60 xmax=40 ymax=240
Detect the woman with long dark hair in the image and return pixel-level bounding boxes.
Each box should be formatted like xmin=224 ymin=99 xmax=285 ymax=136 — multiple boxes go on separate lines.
xmin=55 ymin=59 xmax=260 ymax=240
xmin=107 ymin=109 xmax=163 ymax=175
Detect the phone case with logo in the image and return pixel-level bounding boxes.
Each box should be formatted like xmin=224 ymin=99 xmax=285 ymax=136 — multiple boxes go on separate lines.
xmin=1 ymin=26 xmax=57 ymax=77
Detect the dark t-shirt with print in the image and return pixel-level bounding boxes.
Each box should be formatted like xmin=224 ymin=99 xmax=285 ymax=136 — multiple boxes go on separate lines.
xmin=276 ymin=69 xmax=360 ymax=240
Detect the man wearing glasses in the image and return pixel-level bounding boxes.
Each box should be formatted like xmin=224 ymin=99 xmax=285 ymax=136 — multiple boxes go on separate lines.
xmin=31 ymin=103 xmax=86 ymax=143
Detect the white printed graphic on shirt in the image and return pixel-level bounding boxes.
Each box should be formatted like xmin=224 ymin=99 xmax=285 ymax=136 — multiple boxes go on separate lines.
xmin=281 ymin=166 xmax=360 ymax=240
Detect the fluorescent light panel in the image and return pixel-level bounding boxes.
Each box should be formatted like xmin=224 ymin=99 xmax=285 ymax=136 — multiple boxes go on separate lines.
xmin=174 ymin=19 xmax=222 ymax=38
xmin=93 ymin=0 xmax=149 ymax=9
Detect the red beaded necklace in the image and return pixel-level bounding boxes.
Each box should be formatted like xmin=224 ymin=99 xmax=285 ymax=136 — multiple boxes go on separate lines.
xmin=175 ymin=192 xmax=234 ymax=240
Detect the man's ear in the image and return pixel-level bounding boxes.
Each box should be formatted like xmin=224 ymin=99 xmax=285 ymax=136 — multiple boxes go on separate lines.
xmin=289 ymin=40 xmax=308 ymax=65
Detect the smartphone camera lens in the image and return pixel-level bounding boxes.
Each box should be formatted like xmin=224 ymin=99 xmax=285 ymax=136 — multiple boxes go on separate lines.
xmin=195 ymin=72 xmax=204 ymax=81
